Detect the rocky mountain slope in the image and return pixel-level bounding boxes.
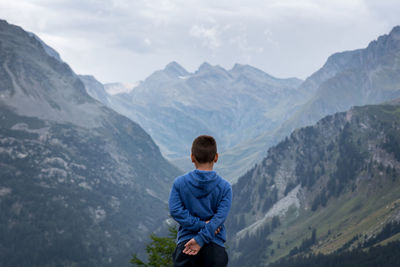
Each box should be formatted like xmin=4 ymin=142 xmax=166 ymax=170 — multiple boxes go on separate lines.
xmin=226 ymin=101 xmax=400 ymax=266
xmin=0 ymin=20 xmax=180 ymax=267
xmin=81 ymin=62 xmax=304 ymax=181
xmin=79 ymin=75 xmax=111 ymax=105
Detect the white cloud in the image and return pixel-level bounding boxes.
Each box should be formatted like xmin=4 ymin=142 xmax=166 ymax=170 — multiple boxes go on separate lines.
xmin=0 ymin=0 xmax=399 ymax=82
xmin=189 ymin=24 xmax=221 ymax=50
xmin=144 ymin=38 xmax=152 ymax=46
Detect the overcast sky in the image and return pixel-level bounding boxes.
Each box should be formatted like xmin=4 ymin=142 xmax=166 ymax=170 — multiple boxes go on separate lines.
xmin=1 ymin=0 xmax=400 ymax=83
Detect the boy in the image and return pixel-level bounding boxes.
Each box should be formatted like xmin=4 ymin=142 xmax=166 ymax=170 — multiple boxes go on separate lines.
xmin=169 ymin=135 xmax=232 ymax=267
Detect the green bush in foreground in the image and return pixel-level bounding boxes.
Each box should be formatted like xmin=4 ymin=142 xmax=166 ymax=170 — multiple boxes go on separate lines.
xmin=131 ymin=227 xmax=177 ymax=267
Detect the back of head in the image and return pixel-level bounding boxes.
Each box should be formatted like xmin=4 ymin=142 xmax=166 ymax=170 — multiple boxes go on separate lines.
xmin=191 ymin=135 xmax=217 ymax=163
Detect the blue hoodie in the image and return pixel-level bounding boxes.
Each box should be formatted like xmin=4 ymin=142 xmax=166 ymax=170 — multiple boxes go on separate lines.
xmin=168 ymin=169 xmax=232 ymax=248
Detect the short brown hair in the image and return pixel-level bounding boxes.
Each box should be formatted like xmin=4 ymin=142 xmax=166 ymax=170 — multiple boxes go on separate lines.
xmin=191 ymin=135 xmax=217 ymax=163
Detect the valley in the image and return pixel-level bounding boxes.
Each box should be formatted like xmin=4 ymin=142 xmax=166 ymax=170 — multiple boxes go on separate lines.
xmin=1 ymin=18 xmax=400 ymax=267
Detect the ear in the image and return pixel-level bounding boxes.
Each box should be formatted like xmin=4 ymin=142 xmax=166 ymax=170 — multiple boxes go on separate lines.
xmin=214 ymin=153 xmax=219 ymax=163
xmin=191 ymin=153 xmax=196 ymax=163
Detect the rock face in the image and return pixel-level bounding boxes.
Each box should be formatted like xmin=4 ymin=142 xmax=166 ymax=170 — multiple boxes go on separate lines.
xmin=79 ymin=75 xmax=110 ymax=105
xmin=226 ymin=101 xmax=400 ymax=266
xmin=81 ymin=61 xmax=304 ymax=181
xmin=0 ymin=20 xmax=180 ymax=267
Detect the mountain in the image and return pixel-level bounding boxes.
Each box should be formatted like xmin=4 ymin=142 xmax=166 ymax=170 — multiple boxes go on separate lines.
xmin=81 ymin=61 xmax=304 ymax=180
xmin=226 ymin=101 xmax=400 ymax=266
xmin=28 ymin=31 xmax=63 ymax=62
xmin=213 ymin=25 xmax=400 ymax=184
xmin=0 ymin=19 xmax=180 ymax=267
xmin=79 ymin=75 xmax=111 ymax=105
xmin=219 ymin=26 xmax=400 ymax=184
xmin=282 ymin=25 xmax=400 ymax=134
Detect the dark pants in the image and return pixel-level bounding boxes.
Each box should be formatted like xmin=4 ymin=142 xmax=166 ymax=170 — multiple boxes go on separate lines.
xmin=172 ymin=241 xmax=228 ymax=267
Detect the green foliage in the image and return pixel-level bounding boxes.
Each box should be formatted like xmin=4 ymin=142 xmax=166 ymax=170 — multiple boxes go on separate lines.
xmin=233 ymin=216 xmax=282 ymax=267
xmin=230 ymin=103 xmax=400 ymax=267
xmin=382 ymin=129 xmax=400 ymax=161
xmin=262 ymin=188 xmax=278 ymax=212
xmin=270 ymin=220 xmax=400 ymax=267
xmin=336 ymin=234 xmax=360 ymax=253
xmin=284 ymin=181 xmax=297 ymax=196
xmin=271 ymin=216 xmax=281 ymax=229
xmin=289 ymin=228 xmax=317 ymax=256
xmin=362 ymin=221 xmax=400 ymax=248
xmin=311 ymin=188 xmax=328 ymax=211
xmin=131 ymin=227 xmax=177 ymax=267
xmin=266 ymin=155 xmax=279 ymax=177
xmin=268 ymin=240 xmax=400 ymax=267
xmin=330 ymin=123 xmax=366 ymax=196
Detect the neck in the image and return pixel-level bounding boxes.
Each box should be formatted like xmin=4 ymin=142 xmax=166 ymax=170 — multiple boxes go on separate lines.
xmin=195 ymin=162 xmax=214 ymax=171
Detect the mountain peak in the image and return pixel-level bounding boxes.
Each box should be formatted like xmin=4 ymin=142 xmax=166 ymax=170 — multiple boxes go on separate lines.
xmin=164 ymin=61 xmax=188 ymax=77
xmin=230 ymin=63 xmax=302 ymax=87
xmin=231 ymin=63 xmax=268 ymax=75
xmin=390 ymin=25 xmax=400 ymax=35
xmin=0 ymin=19 xmax=96 ymax=125
xmin=198 ymin=62 xmax=213 ymax=72
xmin=195 ymin=62 xmax=233 ymax=80
xmin=231 ymin=63 xmax=249 ymax=71
xmin=366 ymin=25 xmax=400 ymax=53
xmin=388 ymin=25 xmax=400 ymax=41
xmin=28 ymin=32 xmax=63 ymax=62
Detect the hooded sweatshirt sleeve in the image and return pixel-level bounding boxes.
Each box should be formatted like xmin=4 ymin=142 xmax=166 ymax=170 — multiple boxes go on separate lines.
xmin=169 ymin=179 xmax=206 ymax=232
xmin=194 ymin=182 xmax=232 ymax=247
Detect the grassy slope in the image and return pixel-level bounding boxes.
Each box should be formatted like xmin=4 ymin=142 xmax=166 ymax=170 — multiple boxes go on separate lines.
xmin=265 ymin=161 xmax=400 ymax=265
xmin=259 ymin=103 xmax=400 ymax=265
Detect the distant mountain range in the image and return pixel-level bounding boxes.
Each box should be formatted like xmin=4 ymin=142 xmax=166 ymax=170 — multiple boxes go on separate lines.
xmin=0 ymin=19 xmax=180 ymax=267
xmin=81 ymin=61 xmax=305 ymax=181
xmin=81 ymin=26 xmax=400 ymax=182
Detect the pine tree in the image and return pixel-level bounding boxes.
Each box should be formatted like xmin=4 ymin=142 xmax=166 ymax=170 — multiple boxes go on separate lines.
xmin=131 ymin=227 xmax=177 ymax=267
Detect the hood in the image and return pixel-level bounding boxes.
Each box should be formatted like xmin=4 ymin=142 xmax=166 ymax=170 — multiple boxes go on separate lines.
xmin=184 ymin=170 xmax=221 ymax=198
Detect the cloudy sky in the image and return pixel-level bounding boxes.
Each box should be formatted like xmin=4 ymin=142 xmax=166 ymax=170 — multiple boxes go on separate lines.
xmin=1 ymin=0 xmax=400 ymax=83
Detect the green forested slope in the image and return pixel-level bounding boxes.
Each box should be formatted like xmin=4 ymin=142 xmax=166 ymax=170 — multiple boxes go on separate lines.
xmin=227 ymin=102 xmax=400 ymax=267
